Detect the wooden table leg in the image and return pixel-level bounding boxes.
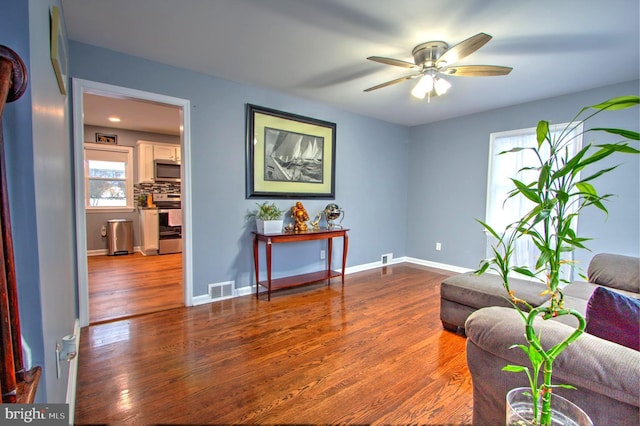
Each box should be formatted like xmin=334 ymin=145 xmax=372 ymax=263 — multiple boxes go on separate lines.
xmin=327 ymin=237 xmax=333 ymax=286
xmin=266 ymin=239 xmax=272 ymax=301
xmin=253 ymin=235 xmax=259 ymax=299
xmin=341 ymin=232 xmax=349 ymax=285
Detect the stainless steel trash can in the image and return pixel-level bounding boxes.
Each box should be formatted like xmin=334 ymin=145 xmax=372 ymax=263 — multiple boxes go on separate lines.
xmin=107 ymin=219 xmax=133 ymax=255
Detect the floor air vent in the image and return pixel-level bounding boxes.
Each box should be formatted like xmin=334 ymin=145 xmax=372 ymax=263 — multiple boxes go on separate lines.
xmin=208 ymin=281 xmax=235 ymax=301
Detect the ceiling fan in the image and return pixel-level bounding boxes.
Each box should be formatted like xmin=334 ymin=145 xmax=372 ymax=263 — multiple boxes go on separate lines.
xmin=364 ymin=32 xmax=512 ymax=100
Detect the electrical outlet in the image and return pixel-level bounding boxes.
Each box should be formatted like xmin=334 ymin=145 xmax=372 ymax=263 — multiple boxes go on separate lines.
xmin=320 ymin=250 xmax=326 ymax=260
xmin=436 ymin=242 xmax=442 ymax=251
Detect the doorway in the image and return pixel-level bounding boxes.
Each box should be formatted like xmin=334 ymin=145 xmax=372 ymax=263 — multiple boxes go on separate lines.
xmin=72 ymin=79 xmax=193 ymax=327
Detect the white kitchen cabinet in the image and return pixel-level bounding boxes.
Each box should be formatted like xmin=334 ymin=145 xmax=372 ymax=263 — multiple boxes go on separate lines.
xmin=153 ymin=144 xmax=179 ymax=161
xmin=137 ymin=142 xmax=155 ymax=183
xmin=139 ymin=209 xmax=159 ymax=255
xmin=136 ymin=140 xmax=181 ymax=183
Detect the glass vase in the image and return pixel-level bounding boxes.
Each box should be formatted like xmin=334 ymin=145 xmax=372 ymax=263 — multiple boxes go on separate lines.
xmin=506 ymin=387 xmax=593 ymax=426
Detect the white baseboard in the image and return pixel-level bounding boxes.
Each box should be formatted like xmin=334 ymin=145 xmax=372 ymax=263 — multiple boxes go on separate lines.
xmin=235 ymin=286 xmax=256 ymax=297
xmin=189 ymin=256 xmax=467 ymax=306
xmin=87 ymin=246 xmax=142 ymax=256
xmin=191 ymin=294 xmax=212 ymax=305
xmin=403 ymin=257 xmax=472 ymax=274
xmin=87 ymin=249 xmax=108 ymax=256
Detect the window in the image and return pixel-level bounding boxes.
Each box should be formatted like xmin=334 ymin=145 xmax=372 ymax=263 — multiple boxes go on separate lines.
xmin=84 ymin=143 xmax=134 ymax=210
xmin=486 ymin=123 xmax=583 ymax=277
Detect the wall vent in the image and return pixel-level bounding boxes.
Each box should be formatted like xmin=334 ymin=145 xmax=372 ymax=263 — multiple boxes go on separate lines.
xmin=208 ymin=281 xmax=235 ymax=301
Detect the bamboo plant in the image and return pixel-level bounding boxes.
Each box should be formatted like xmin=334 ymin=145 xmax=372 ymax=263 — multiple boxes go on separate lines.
xmin=476 ymin=96 xmax=639 ymax=425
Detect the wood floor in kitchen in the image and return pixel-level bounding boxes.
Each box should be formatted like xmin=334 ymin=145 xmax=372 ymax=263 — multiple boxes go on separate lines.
xmin=87 ymin=252 xmax=183 ymax=324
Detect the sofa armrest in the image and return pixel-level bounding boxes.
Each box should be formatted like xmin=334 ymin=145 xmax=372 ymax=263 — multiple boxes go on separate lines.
xmin=465 ymin=306 xmax=640 ymax=425
xmin=588 ymin=253 xmax=640 ymax=293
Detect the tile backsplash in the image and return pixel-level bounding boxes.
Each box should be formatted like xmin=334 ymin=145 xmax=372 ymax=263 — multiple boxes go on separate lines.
xmin=135 ymin=182 xmax=181 ymax=205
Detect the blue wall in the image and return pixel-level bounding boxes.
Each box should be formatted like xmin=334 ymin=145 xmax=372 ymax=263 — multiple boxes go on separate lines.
xmin=407 ymin=80 xmax=640 ymax=273
xmin=69 ymin=40 xmax=639 ymax=298
xmin=69 ymin=41 xmax=410 ymax=297
xmin=1 ymin=0 xmax=78 ymax=403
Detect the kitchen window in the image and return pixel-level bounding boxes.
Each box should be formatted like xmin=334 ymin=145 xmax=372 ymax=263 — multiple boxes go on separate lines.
xmin=84 ymin=143 xmax=134 ymax=211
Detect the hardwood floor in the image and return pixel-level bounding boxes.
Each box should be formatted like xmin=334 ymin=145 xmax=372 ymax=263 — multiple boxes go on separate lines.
xmin=88 ymin=252 xmax=183 ymax=324
xmin=75 ymin=263 xmax=472 ymax=425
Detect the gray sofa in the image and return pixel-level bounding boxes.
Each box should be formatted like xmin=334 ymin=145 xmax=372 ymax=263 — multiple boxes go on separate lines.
xmin=459 ymin=254 xmax=640 ymax=425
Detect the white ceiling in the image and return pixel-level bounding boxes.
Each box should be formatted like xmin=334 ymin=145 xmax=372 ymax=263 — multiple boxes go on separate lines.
xmin=64 ymin=0 xmax=639 ymax=132
xmin=83 ymin=94 xmax=182 ymax=135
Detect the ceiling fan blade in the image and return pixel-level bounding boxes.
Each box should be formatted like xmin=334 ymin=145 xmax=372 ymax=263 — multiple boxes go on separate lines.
xmin=363 ymin=74 xmax=419 ymax=92
xmin=441 ymin=65 xmax=513 ymax=77
xmin=367 ymin=56 xmax=418 ymax=69
xmin=436 ymin=32 xmax=492 ymax=66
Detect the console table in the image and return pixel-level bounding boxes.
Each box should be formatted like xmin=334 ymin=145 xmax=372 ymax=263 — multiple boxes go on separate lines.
xmin=252 ymin=228 xmax=349 ymax=300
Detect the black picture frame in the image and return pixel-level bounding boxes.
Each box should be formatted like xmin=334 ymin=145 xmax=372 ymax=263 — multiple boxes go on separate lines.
xmin=95 ymin=133 xmax=117 ymax=144
xmin=245 ymin=104 xmax=336 ymax=199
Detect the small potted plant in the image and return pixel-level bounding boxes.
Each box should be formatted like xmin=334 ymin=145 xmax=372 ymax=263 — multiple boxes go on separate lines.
xmin=477 ymin=96 xmax=639 ymax=425
xmin=246 ymin=201 xmax=285 ymax=234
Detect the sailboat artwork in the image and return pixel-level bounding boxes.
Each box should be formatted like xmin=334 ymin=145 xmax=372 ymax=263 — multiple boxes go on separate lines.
xmin=264 ymin=127 xmax=324 ymax=183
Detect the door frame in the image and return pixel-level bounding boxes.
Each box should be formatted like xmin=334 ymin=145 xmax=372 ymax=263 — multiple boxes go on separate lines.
xmin=72 ymin=78 xmax=193 ymax=327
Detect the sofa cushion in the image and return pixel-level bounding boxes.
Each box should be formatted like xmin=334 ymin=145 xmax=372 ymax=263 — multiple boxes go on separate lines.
xmin=585 ymin=286 xmax=640 ymax=351
xmin=588 ymin=253 xmax=640 ymax=293
xmin=562 ymin=281 xmax=640 ymax=301
xmin=441 ymin=272 xmax=548 ymax=310
xmin=466 ymin=306 xmax=640 ymax=425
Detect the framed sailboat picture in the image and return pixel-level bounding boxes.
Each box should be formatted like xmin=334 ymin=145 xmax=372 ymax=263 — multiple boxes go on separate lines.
xmin=245 ymin=104 xmax=336 ymax=199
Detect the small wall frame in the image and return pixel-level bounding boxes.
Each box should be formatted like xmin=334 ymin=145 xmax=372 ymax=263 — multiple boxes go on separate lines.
xmin=50 ymin=6 xmax=67 ymax=95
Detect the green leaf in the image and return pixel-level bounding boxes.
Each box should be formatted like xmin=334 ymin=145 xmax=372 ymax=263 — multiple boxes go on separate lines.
xmin=590 ymin=198 xmax=609 ymax=214
xmin=595 ymin=143 xmax=640 ymax=153
xmin=576 ymin=142 xmax=639 ymax=173
xmin=503 ymin=365 xmax=528 ymax=373
xmin=513 ymin=267 xmax=537 ymax=278
xmin=537 ymin=120 xmax=550 ymax=148
xmin=589 ymin=128 xmax=640 ymax=141
xmin=556 ymin=190 xmax=569 ymax=204
xmin=551 ymin=384 xmax=578 ymax=390
xmin=499 ymin=147 xmax=532 ymax=155
xmin=578 ymin=166 xmax=618 ymax=183
xmin=552 ymin=145 xmax=589 ymax=180
xmin=476 ymin=261 xmax=490 ymax=275
xmin=511 ymin=179 xmax=540 ymax=203
xmin=575 ymin=182 xmax=597 ymax=197
xmin=536 ymin=250 xmax=552 ymax=270
xmin=475 ymin=219 xmax=501 ymax=241
xmin=588 ymin=96 xmax=640 ymax=111
xmin=538 ymin=164 xmax=550 ymax=192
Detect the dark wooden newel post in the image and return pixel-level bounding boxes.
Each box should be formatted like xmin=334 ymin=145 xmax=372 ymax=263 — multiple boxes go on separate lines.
xmin=0 ymin=44 xmax=40 ymax=404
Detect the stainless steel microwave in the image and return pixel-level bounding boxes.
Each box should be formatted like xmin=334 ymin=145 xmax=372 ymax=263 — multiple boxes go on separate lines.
xmin=154 ymin=160 xmax=181 ymax=182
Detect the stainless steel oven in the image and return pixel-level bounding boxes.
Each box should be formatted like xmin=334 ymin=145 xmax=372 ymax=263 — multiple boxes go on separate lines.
xmin=154 ymin=193 xmax=182 ymax=254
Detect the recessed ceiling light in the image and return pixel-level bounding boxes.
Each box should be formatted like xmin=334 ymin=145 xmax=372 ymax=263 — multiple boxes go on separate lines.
xmin=108 ymin=116 xmax=121 ymax=123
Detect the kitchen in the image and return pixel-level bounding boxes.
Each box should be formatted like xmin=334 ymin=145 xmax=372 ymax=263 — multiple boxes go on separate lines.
xmin=83 ymin=93 xmax=184 ymax=323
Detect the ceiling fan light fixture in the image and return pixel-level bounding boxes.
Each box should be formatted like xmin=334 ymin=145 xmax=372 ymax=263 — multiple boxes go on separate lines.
xmin=364 ymin=32 xmax=512 ymax=98
xmin=411 ymin=74 xmax=434 ymax=99
xmin=434 ymin=77 xmax=451 ymax=96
